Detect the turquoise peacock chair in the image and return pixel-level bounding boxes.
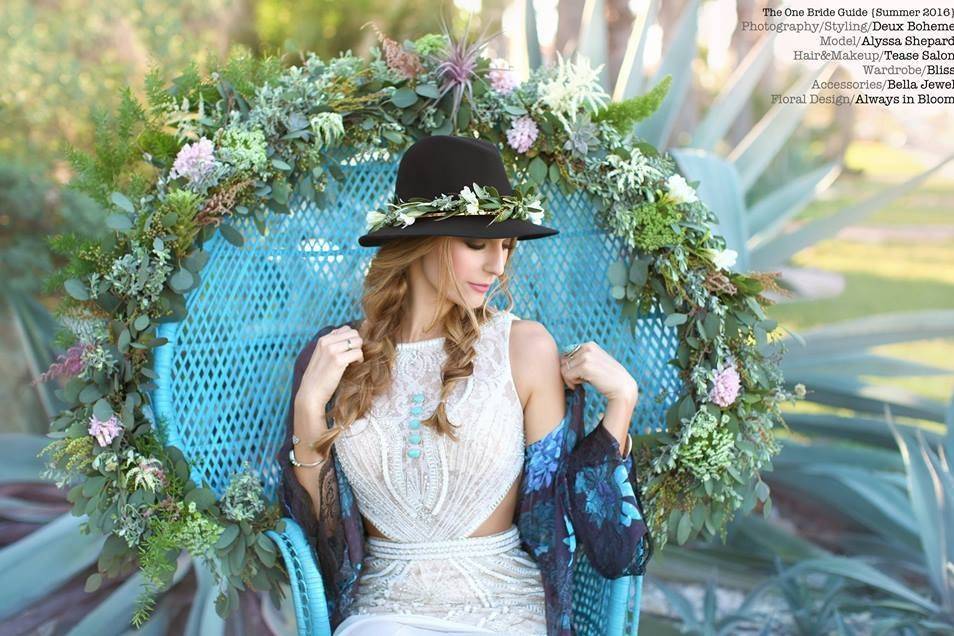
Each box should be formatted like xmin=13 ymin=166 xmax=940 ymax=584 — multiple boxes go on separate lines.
xmin=151 ymin=146 xmax=682 ymax=635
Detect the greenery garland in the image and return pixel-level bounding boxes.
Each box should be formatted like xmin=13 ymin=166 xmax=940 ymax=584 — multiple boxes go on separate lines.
xmin=365 ymin=180 xmax=547 ymax=234
xmin=38 ymin=24 xmax=802 ymax=626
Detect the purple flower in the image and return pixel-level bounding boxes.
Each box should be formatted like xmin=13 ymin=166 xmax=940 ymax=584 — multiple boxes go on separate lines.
xmin=506 ymin=116 xmax=538 ymax=154
xmin=170 ymin=137 xmax=217 ymax=185
xmin=33 ymin=342 xmax=92 ymax=385
xmin=88 ymin=413 xmax=122 ymax=447
xmin=489 ymin=58 xmax=519 ymax=94
xmin=709 ymin=361 xmax=741 ymax=407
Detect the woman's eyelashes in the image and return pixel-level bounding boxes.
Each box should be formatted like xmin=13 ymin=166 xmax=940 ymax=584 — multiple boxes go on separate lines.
xmin=467 ymin=241 xmax=515 ymax=250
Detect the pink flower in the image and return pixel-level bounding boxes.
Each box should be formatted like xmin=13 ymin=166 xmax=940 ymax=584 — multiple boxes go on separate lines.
xmin=506 ymin=116 xmax=538 ymax=154
xmin=88 ymin=413 xmax=123 ymax=447
xmin=32 ymin=342 xmax=93 ymax=385
xmin=170 ymin=137 xmax=217 ymax=185
xmin=708 ymin=362 xmax=741 ymax=407
xmin=489 ymin=58 xmax=519 ymax=94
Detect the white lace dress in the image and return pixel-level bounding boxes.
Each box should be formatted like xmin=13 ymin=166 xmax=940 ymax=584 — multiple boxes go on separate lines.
xmin=331 ymin=310 xmax=548 ymax=635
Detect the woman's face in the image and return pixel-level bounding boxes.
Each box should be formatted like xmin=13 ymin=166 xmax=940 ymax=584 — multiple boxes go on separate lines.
xmin=421 ymin=236 xmax=516 ymax=308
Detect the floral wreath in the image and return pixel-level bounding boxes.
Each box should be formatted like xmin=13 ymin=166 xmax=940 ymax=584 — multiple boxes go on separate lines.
xmin=37 ymin=21 xmax=801 ymax=627
xmin=365 ymin=181 xmax=546 ymax=233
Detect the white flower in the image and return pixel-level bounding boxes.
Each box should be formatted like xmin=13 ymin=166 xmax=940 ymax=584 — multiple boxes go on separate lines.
xmin=397 ymin=212 xmax=415 ymax=227
xmin=537 ymin=52 xmax=609 ymax=133
xmin=528 ymin=210 xmax=544 ymax=225
xmin=459 ymin=185 xmax=481 ymax=215
xmin=705 ymin=248 xmax=738 ymax=270
xmin=366 ymin=210 xmax=386 ymax=229
xmin=309 ymin=112 xmax=345 ymax=149
xmin=666 ymin=174 xmax=698 ymax=205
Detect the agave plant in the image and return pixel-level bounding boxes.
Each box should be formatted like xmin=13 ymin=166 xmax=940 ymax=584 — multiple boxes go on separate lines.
xmin=522 ymin=0 xmax=954 ymax=275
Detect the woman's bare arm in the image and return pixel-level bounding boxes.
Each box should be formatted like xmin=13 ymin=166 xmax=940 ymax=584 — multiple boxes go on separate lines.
xmin=516 ymin=320 xmax=632 ymax=453
xmin=291 ymin=402 xmax=329 ymax=514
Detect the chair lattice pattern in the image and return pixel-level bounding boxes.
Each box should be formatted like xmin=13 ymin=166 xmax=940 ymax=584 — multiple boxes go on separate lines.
xmin=152 ymin=148 xmax=682 ymax=633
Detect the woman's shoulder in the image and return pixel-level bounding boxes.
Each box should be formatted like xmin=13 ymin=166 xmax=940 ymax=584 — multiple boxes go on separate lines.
xmin=508 ymin=315 xmax=561 ymax=401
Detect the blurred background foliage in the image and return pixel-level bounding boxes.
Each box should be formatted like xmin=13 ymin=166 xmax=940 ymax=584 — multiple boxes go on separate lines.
xmin=1 ymin=0 xmax=952 ymax=633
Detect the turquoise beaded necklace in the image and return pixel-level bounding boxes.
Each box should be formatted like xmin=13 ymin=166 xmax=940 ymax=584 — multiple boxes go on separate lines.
xmin=407 ymin=391 xmax=425 ymax=458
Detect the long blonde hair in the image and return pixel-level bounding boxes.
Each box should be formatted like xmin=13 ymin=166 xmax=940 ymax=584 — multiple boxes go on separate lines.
xmin=310 ymin=235 xmax=518 ymax=458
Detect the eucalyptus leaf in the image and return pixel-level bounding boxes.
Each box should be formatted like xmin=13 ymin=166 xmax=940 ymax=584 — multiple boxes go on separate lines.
xmin=169 ymin=269 xmax=194 ymax=293
xmin=184 ymin=487 xmax=216 ymax=511
xmin=219 ymin=224 xmax=244 ymax=247
xmin=391 ymin=87 xmax=418 ymax=108
xmin=664 ymin=313 xmax=688 ymax=327
xmin=607 ymin=261 xmax=628 ymax=286
xmin=92 ymin=398 xmax=113 ymax=422
xmin=110 ymin=191 xmax=134 ymax=213
xmin=78 ymin=383 xmax=103 ymax=404
xmin=415 ymin=84 xmax=441 ymax=99
xmin=529 ymin=157 xmax=547 ymax=185
xmin=105 ymin=214 xmax=133 ymax=231
xmin=64 ymin=279 xmax=89 ymax=301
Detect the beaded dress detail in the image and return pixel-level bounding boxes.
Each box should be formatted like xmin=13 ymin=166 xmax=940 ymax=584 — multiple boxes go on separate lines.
xmin=332 ymin=309 xmax=548 ymax=634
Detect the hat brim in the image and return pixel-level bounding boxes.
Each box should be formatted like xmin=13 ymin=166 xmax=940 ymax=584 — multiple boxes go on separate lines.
xmin=358 ymin=215 xmax=559 ymax=247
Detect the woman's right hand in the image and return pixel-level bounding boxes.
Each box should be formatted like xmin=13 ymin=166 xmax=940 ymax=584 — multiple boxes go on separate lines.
xmin=295 ymin=325 xmax=364 ymax=416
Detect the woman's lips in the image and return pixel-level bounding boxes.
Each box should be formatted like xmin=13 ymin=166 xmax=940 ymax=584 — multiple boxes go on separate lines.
xmin=468 ymin=282 xmax=490 ymax=293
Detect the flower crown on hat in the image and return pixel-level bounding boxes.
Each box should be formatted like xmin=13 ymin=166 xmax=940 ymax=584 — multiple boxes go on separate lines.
xmin=365 ymin=181 xmax=547 ymax=233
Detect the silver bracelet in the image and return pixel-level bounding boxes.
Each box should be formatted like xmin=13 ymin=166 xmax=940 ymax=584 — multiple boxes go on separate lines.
xmin=289 ymin=446 xmax=324 ymax=468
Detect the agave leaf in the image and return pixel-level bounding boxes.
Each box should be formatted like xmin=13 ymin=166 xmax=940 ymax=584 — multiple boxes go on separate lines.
xmin=0 ymin=513 xmax=103 ymax=620
xmin=785 ymin=372 xmax=946 ymax=422
xmin=185 ymin=558 xmax=226 ymax=636
xmin=523 ymin=0 xmax=542 ymax=72
xmin=691 ymin=33 xmax=777 ymax=150
xmin=728 ymin=63 xmax=835 ymax=192
xmin=645 ymin=543 xmax=770 ymax=590
xmin=731 ymin=514 xmax=831 ymax=562
xmin=798 ymin=465 xmax=918 ymax=538
xmin=782 ymin=351 xmax=951 ymax=378
xmin=945 ymin=392 xmax=954 ymax=473
xmin=671 ymin=148 xmax=749 ymax=271
xmin=921 ymin=431 xmax=954 ymax=609
xmin=0 ymin=434 xmax=50 ymax=483
xmin=633 ymin=0 xmax=700 ymax=148
xmin=4 ymin=289 xmax=67 ymax=426
xmin=748 ymin=160 xmax=841 ymax=247
xmin=772 ymin=440 xmax=904 ymax=473
xmin=887 ymin=417 xmax=948 ymax=603
xmin=769 ymin=471 xmax=919 ymax=553
xmin=750 ymin=151 xmax=954 ymax=269
xmin=612 ymin=0 xmax=659 ymax=100
xmin=770 ymin=311 xmax=954 ymax=361
xmin=779 ymin=556 xmax=939 ymax=614
xmin=67 ymin=554 xmax=190 ymax=635
xmin=0 ymin=495 xmax=66 ymax=524
xmin=783 ymin=413 xmax=944 ymax=449
xmin=577 ymin=0 xmax=609 ymax=92
xmin=653 ymin=579 xmax=700 ymax=626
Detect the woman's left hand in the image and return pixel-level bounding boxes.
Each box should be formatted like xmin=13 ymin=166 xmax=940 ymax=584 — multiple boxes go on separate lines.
xmin=560 ymin=341 xmax=638 ymax=404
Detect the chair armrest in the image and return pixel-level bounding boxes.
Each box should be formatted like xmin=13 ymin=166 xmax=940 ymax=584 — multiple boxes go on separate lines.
xmin=605 ymin=574 xmax=645 ymax=635
xmin=266 ymin=517 xmax=333 ymax=636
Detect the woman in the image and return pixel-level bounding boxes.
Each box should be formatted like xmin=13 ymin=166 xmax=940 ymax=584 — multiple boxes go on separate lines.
xmin=279 ymin=136 xmax=653 ymax=635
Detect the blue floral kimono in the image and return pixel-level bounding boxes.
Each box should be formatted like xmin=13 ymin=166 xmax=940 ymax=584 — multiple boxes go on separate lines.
xmin=278 ymin=323 xmax=654 ymax=635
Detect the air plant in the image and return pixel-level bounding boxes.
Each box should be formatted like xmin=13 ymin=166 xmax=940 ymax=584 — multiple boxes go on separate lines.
xmin=426 ymin=11 xmax=501 ymax=129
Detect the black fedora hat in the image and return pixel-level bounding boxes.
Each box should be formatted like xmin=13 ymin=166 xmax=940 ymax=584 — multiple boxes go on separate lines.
xmin=358 ymin=135 xmax=559 ymax=247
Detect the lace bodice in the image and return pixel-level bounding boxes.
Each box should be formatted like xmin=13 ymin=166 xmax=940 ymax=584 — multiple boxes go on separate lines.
xmin=333 ymin=309 xmax=524 ymax=542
